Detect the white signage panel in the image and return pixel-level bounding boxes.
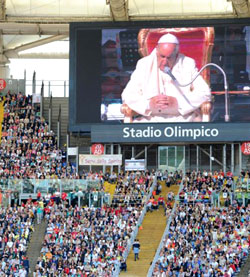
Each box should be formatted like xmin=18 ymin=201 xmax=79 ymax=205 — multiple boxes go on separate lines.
xmin=79 ymin=154 xmax=122 ymax=166
xmin=125 ymin=159 xmax=145 ymax=171
xmin=68 ymin=147 xmax=78 ymax=156
xmin=32 ymin=94 xmax=41 ymax=104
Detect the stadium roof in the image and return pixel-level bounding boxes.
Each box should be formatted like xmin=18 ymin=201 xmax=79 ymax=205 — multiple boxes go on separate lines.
xmin=0 ymin=0 xmax=249 ymax=60
xmin=0 ymin=0 xmax=238 ymax=23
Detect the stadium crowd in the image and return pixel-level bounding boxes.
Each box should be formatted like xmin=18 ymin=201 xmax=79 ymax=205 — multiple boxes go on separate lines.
xmin=153 ymin=202 xmax=250 ymax=276
xmin=33 ymin=202 xmax=143 ymax=276
xmin=0 ymin=203 xmax=36 ymax=276
xmin=30 ymin=170 xmax=155 ymax=276
xmin=0 ymin=93 xmax=248 ymax=277
xmin=178 ymin=169 xmax=234 ymax=205
xmin=0 ymin=91 xmax=77 ymax=180
xmin=111 ymin=172 xmax=153 ymax=208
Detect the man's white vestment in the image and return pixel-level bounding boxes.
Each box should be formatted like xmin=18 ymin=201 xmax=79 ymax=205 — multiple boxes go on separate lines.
xmin=122 ymin=50 xmax=211 ymax=122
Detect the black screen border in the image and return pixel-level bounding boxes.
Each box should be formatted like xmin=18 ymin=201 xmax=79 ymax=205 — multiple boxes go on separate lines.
xmin=69 ymin=18 xmax=250 ymax=133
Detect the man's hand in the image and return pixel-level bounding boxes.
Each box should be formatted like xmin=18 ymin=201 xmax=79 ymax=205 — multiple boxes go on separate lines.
xmin=149 ymin=95 xmax=178 ymax=115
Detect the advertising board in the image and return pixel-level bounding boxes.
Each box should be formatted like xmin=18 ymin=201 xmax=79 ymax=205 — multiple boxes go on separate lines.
xmin=125 ymin=159 xmax=145 ymax=171
xmin=79 ymin=154 xmax=122 ymax=166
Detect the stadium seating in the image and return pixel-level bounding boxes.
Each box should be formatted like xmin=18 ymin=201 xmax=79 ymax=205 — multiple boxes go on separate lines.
xmin=0 ymin=92 xmax=248 ymax=276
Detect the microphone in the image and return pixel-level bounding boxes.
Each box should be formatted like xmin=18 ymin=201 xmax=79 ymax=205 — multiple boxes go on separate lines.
xmin=163 ymin=66 xmax=178 ymax=83
xmin=163 ymin=63 xmax=230 ymax=122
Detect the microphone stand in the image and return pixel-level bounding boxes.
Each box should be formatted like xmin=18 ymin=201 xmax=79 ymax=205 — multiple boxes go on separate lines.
xmin=165 ymin=63 xmax=230 ymax=122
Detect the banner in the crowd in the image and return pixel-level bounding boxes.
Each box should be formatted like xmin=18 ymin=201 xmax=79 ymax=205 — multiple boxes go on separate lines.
xmin=91 ymin=123 xmax=250 ymax=143
xmin=79 ymin=154 xmax=122 ymax=165
xmin=125 ymin=159 xmax=145 ymax=171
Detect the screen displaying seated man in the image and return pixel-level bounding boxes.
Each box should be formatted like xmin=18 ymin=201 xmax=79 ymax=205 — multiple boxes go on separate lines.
xmin=121 ymin=33 xmax=211 ymax=123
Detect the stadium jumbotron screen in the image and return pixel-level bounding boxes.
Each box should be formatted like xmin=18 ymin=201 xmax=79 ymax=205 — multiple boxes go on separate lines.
xmin=69 ymin=20 xmax=250 ymax=141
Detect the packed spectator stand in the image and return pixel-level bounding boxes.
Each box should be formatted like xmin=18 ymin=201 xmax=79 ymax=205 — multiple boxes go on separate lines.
xmin=34 ymin=204 xmax=141 ymax=276
xmin=178 ymin=169 xmax=234 ymax=206
xmin=32 ymin=171 xmax=155 ymax=276
xmin=0 ymin=92 xmax=248 ymax=276
xmin=153 ymin=203 xmax=250 ymax=277
xmin=111 ymin=172 xmax=153 ymax=208
xmin=0 ymin=91 xmax=72 ymax=180
xmin=151 ymin=170 xmax=250 ymax=277
xmin=0 ymin=204 xmax=36 ymax=276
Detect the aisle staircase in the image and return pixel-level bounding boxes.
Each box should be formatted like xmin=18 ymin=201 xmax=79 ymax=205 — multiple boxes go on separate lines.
xmin=120 ymin=182 xmax=179 ymax=277
xmin=26 ymin=219 xmax=47 ymax=276
xmin=43 ymin=97 xmax=68 ymax=149
xmin=238 ymin=254 xmax=250 ymax=277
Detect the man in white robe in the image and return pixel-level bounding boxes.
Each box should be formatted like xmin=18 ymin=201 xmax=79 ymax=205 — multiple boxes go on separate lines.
xmin=121 ymin=33 xmax=211 ymax=122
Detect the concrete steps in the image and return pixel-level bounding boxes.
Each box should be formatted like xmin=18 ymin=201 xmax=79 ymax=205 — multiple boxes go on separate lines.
xmin=42 ymin=97 xmax=91 ymax=149
xmin=27 ymin=219 xmax=47 ymax=276
xmin=43 ymin=97 xmax=68 ymax=149
xmin=121 ymin=183 xmax=180 ymax=277
xmin=237 ymin=254 xmax=250 ymax=277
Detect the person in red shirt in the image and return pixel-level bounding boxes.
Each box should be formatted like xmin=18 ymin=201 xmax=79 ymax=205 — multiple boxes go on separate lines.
xmin=27 ymin=195 xmax=32 ymax=205
xmin=44 ymin=206 xmax=50 ymax=215
xmin=54 ymin=227 xmax=60 ymax=235
xmin=61 ymin=192 xmax=67 ymax=201
xmin=36 ymin=190 xmax=41 ymax=201
xmin=64 ymin=267 xmax=70 ymax=274
xmin=219 ymin=169 xmax=225 ymax=177
xmin=152 ymin=198 xmax=159 ymax=210
xmin=158 ymin=195 xmax=165 ymax=207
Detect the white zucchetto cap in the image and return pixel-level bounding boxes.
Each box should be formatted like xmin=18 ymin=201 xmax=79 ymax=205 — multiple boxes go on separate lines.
xmin=157 ymin=33 xmax=179 ymax=44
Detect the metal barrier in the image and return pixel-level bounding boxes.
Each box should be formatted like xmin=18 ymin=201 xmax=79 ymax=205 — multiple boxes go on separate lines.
xmin=147 ymin=181 xmax=184 ymax=277
xmin=0 ymin=179 xmax=102 ymax=206
xmin=176 ymin=191 xmax=235 ymax=207
xmin=112 ymin=177 xmax=157 ymax=277
xmin=26 ymin=79 xmax=69 ymax=97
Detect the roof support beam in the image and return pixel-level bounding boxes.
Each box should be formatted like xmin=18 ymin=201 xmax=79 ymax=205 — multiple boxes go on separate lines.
xmin=6 ymin=52 xmax=68 ymax=59
xmin=108 ymin=0 xmax=129 ymax=21
xmin=231 ymin=0 xmax=250 ymax=17
xmin=0 ymin=0 xmax=6 ymax=21
xmin=6 ymin=16 xmax=111 ymax=24
xmin=0 ymin=30 xmax=9 ymax=64
xmin=0 ymin=23 xmax=69 ymax=35
xmin=3 ymin=13 xmax=236 ymax=25
xmin=4 ymin=35 xmax=68 ymax=58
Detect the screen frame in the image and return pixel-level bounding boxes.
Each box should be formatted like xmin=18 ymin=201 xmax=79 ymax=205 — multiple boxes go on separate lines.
xmin=69 ymin=18 xmax=250 ymax=133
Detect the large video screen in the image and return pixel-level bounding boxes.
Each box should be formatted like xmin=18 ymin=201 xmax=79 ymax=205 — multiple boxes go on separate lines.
xmin=69 ymin=21 xmax=250 ymax=132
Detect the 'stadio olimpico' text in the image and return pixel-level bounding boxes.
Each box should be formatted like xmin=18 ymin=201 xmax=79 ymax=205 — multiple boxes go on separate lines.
xmin=123 ymin=126 xmax=219 ymax=140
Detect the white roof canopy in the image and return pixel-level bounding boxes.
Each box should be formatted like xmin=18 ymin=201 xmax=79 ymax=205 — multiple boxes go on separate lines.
xmin=0 ymin=0 xmax=248 ymax=61
xmin=5 ymin=0 xmax=234 ymax=21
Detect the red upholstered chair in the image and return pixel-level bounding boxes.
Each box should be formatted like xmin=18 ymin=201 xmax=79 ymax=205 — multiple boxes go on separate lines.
xmin=121 ymin=27 xmax=215 ymax=122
